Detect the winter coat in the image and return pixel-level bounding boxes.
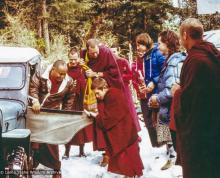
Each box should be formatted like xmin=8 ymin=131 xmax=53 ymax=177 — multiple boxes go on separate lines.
xmin=29 ymin=65 xmax=76 ymax=110
xmin=29 ymin=65 xmax=76 ymax=170
xmin=157 ymin=52 xmax=186 ymax=124
xmin=144 ymin=44 xmax=165 ymax=93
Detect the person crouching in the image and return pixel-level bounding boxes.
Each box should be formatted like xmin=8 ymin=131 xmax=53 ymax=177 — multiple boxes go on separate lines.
xmin=87 ymin=77 xmax=144 ymax=178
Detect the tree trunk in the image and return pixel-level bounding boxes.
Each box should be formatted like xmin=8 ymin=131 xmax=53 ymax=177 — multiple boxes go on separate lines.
xmin=144 ymin=14 xmax=147 ymax=31
xmin=42 ymin=0 xmax=50 ymax=55
xmin=34 ymin=1 xmax=42 ymax=38
xmin=37 ymin=15 xmax=42 ymax=38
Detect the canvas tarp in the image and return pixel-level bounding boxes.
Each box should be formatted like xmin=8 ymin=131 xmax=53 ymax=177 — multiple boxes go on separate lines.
xmin=26 ymin=108 xmax=93 ymax=144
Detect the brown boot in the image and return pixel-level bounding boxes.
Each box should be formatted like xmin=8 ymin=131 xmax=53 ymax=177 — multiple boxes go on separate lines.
xmin=100 ymin=154 xmax=109 ymax=167
xmin=52 ymin=173 xmax=62 ymax=178
xmin=161 ymin=160 xmax=173 ymax=170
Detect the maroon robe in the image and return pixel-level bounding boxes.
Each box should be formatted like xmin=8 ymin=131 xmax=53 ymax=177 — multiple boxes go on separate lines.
xmin=175 ymin=41 xmax=220 ymax=178
xmin=131 ymin=58 xmax=146 ymax=99
xmin=116 ymin=57 xmax=141 ymax=131
xmin=67 ymin=65 xmax=85 ymax=111
xmin=169 ymin=96 xmax=176 ymax=131
xmin=80 ymin=45 xmax=124 ymax=89
xmin=80 ymin=46 xmax=125 ymax=150
xmin=92 ymin=101 xmax=107 ymax=151
xmin=66 ymin=65 xmax=93 ymax=145
xmin=96 ymin=88 xmax=143 ymax=177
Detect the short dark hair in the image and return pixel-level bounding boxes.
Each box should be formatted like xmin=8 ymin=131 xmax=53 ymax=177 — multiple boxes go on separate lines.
xmin=86 ymin=39 xmax=99 ymax=49
xmin=158 ymin=30 xmax=180 ymax=55
xmin=68 ymin=46 xmax=78 ymax=57
xmin=136 ymin=33 xmax=154 ymax=50
xmin=91 ymin=78 xmax=108 ymax=90
xmin=52 ymin=59 xmax=67 ymax=69
xmin=180 ymin=18 xmax=204 ymax=40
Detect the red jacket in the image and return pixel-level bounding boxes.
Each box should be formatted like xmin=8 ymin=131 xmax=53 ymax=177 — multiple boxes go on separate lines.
xmin=131 ymin=58 xmax=146 ymax=99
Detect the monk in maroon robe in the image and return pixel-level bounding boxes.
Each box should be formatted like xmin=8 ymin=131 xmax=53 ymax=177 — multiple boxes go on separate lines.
xmin=174 ymin=18 xmax=220 ymax=178
xmin=87 ymin=78 xmax=143 ymax=177
xmin=29 ymin=60 xmax=76 ymax=178
xmin=80 ymin=39 xmax=126 ymax=165
xmin=63 ymin=48 xmax=93 ymax=158
xmin=116 ymin=55 xmax=141 ymax=132
xmin=80 ymin=39 xmax=124 ymax=90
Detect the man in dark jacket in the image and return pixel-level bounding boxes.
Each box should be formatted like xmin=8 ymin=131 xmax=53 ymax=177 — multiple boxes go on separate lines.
xmin=174 ymin=18 xmax=220 ymax=178
xmin=29 ymin=59 xmax=76 ymax=178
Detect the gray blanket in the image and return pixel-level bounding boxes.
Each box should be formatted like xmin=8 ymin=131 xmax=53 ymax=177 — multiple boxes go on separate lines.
xmin=26 ymin=108 xmax=93 ymax=144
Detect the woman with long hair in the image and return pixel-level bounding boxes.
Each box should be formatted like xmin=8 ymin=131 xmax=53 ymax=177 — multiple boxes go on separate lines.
xmin=149 ymin=30 xmax=186 ymax=170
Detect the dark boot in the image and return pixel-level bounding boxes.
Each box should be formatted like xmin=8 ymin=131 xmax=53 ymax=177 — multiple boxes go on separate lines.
xmin=62 ymin=145 xmax=70 ymax=159
xmin=32 ymin=149 xmax=40 ymax=168
xmin=79 ymin=144 xmax=86 ymax=157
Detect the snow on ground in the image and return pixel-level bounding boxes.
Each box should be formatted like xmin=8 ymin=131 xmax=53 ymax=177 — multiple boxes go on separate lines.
xmin=34 ymin=120 xmax=183 ymax=178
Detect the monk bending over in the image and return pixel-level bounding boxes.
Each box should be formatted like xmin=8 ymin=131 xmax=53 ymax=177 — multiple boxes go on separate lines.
xmin=85 ymin=77 xmax=144 ymax=178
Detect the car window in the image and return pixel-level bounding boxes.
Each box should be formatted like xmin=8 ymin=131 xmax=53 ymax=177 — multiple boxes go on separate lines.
xmin=0 ymin=65 xmax=25 ymax=89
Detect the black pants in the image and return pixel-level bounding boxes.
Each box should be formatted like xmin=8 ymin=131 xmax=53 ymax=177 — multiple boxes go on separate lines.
xmin=140 ymin=98 xmax=158 ymax=147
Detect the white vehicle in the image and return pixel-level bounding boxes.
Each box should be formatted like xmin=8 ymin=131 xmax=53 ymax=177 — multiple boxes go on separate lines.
xmin=204 ymin=29 xmax=220 ymax=50
xmin=0 ymin=46 xmax=42 ymax=177
xmin=0 ymin=46 xmax=91 ymax=177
